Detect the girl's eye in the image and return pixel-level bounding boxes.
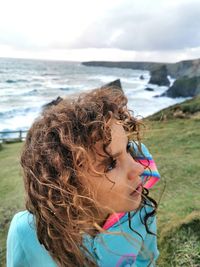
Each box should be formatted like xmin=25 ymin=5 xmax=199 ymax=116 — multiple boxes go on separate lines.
xmin=106 ymin=159 xmax=117 ymax=172
xmin=127 ymin=141 xmax=133 ymax=153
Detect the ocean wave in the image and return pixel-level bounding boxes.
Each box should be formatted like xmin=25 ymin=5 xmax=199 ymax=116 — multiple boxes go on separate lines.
xmin=6 ymin=79 xmax=29 ymax=84
xmin=0 ymin=106 xmax=41 ymax=119
xmin=22 ymin=89 xmax=38 ymax=96
xmin=59 ymin=87 xmax=70 ymax=91
xmin=87 ymin=75 xmax=119 ymax=83
xmin=0 ymin=59 xmax=187 ymax=132
xmin=0 ymin=88 xmax=39 ymax=97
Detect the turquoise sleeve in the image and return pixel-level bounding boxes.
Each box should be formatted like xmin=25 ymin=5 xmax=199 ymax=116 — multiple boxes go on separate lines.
xmin=7 ymin=211 xmax=57 ymax=267
xmin=7 ymin=213 xmax=29 ymax=267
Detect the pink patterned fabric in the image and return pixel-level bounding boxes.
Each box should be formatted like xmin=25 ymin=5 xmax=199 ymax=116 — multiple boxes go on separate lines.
xmin=103 ymin=212 xmax=126 ymax=230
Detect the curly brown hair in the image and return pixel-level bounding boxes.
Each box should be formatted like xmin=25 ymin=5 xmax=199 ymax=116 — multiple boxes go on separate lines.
xmin=21 ymin=87 xmax=156 ymax=266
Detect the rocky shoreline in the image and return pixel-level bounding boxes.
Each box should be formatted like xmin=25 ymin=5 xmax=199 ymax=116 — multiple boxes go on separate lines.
xmin=82 ymin=58 xmax=200 ymax=98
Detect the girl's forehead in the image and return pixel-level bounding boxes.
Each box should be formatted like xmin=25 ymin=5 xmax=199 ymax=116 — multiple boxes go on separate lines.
xmin=93 ymin=122 xmax=127 ymax=156
xmin=109 ymin=123 xmax=127 ymax=151
xmin=86 ymin=122 xmax=128 ymax=172
xmin=111 ymin=122 xmax=126 ymax=138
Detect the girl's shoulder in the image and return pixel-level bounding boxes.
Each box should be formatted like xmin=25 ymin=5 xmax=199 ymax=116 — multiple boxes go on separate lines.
xmin=10 ymin=210 xmax=35 ymax=231
xmin=7 ymin=211 xmax=57 ymax=267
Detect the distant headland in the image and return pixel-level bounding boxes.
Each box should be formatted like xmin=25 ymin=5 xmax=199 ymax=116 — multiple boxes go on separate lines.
xmin=82 ymin=59 xmax=200 ymax=98
xmin=82 ymin=58 xmax=200 ymax=78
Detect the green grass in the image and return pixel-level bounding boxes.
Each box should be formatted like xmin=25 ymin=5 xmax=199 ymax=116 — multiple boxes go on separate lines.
xmin=158 ymin=211 xmax=200 ymax=267
xmin=148 ymin=95 xmax=200 ymax=120
xmin=0 ymin=143 xmax=25 ymax=266
xmin=0 ymin=116 xmax=200 ymax=266
xmin=143 ymin=118 xmax=200 ymax=266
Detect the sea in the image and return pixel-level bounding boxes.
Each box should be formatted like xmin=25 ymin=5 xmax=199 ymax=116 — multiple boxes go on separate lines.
xmin=0 ymin=57 xmax=187 ymax=139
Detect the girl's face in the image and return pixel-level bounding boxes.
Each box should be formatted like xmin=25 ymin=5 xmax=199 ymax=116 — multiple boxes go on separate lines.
xmin=87 ymin=121 xmax=144 ymax=215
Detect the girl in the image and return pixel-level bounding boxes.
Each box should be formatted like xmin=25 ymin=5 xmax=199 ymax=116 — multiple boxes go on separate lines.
xmin=7 ymin=86 xmax=160 ymax=267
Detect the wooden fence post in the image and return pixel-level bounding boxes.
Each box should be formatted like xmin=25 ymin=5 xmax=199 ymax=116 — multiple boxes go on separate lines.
xmin=19 ymin=130 xmax=22 ymax=141
xmin=0 ymin=130 xmax=27 ymax=143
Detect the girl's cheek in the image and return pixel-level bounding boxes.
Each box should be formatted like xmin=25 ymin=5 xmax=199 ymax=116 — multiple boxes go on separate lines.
xmin=106 ymin=169 xmax=117 ymax=182
xmin=109 ymin=165 xmax=122 ymax=180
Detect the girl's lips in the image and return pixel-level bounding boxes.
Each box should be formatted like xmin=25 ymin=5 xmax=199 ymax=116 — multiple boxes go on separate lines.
xmin=130 ymin=183 xmax=143 ymax=197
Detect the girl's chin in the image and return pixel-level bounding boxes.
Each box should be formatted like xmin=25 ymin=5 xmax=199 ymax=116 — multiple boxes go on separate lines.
xmin=102 ymin=195 xmax=142 ymax=214
xmin=116 ymin=198 xmax=142 ymax=213
xmin=129 ymin=195 xmax=142 ymax=211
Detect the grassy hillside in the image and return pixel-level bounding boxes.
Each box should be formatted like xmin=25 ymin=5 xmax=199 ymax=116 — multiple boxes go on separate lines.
xmin=144 ymin=96 xmax=200 ymax=266
xmin=148 ymin=95 xmax=200 ymax=120
xmin=0 ymin=143 xmax=25 ymax=266
xmin=143 ymin=118 xmax=200 ymax=266
xmin=0 ymin=97 xmax=200 ymax=266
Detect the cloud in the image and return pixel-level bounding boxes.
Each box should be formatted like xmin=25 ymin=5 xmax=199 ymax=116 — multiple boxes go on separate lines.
xmin=70 ymin=0 xmax=200 ymax=51
xmin=0 ymin=0 xmax=124 ymax=51
xmin=0 ymin=0 xmax=200 ymax=62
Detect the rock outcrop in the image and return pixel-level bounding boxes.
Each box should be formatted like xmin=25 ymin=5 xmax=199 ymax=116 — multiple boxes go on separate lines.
xmin=43 ymin=96 xmax=63 ymax=110
xmin=145 ymin=87 xmax=154 ymax=91
xmin=162 ymin=76 xmax=200 ymax=98
xmin=42 ymin=80 xmax=123 ymax=111
xmin=102 ymin=79 xmax=123 ymax=91
xmin=148 ymin=65 xmax=170 ymax=86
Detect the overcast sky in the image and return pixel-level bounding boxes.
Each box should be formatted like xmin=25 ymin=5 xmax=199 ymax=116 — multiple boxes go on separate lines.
xmin=0 ymin=0 xmax=200 ymax=62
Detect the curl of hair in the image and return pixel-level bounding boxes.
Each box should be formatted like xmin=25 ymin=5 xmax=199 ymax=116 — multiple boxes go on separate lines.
xmin=21 ymin=87 xmax=156 ymax=266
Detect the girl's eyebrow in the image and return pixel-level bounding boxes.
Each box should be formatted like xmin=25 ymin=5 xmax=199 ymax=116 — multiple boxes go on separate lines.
xmin=111 ymin=137 xmax=129 ymax=158
xmin=110 ymin=150 xmax=123 ymax=159
xmin=96 ymin=138 xmax=129 ymax=168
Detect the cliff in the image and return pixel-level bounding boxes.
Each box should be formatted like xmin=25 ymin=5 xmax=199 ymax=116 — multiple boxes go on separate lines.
xmin=82 ymin=58 xmax=200 ymax=79
xmin=162 ymin=76 xmax=200 ymax=98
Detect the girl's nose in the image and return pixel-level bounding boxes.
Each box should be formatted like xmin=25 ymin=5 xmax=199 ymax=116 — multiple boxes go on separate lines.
xmin=127 ymin=157 xmax=145 ymax=180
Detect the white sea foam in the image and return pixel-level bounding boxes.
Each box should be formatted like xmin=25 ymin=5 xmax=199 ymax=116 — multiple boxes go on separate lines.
xmin=0 ymin=58 xmax=187 ymax=137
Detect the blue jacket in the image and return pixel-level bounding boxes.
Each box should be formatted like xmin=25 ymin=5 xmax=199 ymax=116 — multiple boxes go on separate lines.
xmin=7 ymin=206 xmax=158 ymax=267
